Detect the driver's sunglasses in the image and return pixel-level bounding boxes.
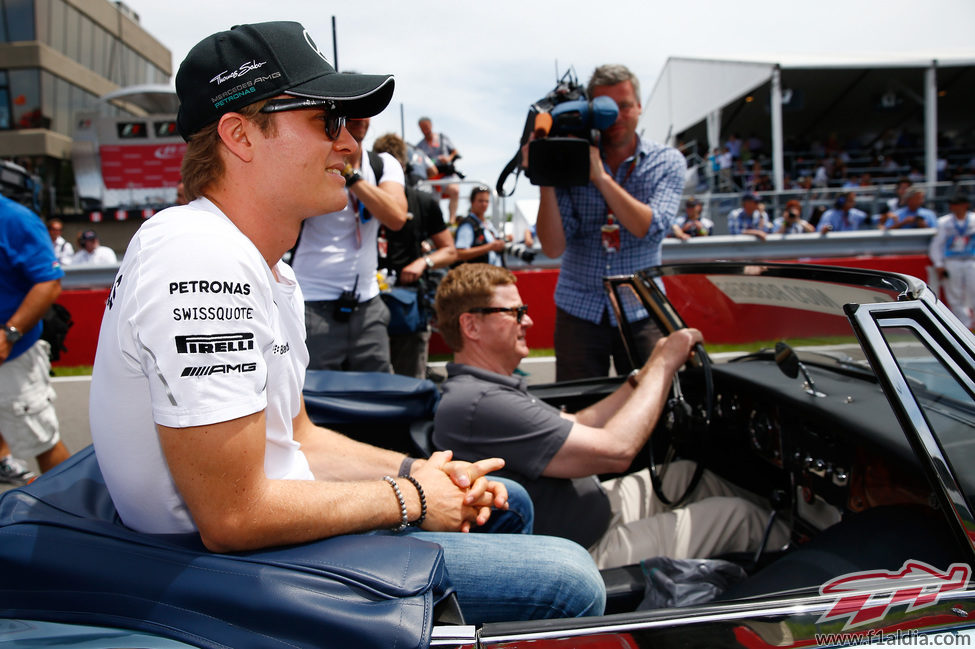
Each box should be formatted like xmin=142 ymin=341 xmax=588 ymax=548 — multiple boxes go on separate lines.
xmin=260 ymin=98 xmax=346 ymax=140
xmin=467 ymin=305 xmax=529 ymax=324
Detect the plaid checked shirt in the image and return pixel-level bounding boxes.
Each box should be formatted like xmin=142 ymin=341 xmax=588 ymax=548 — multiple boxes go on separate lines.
xmin=726 ymin=208 xmax=772 ymax=235
xmin=554 ymin=137 xmax=685 ymax=325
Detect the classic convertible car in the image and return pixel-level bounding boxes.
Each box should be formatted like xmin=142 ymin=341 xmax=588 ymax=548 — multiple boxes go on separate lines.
xmin=2 ymin=262 xmax=975 ymax=648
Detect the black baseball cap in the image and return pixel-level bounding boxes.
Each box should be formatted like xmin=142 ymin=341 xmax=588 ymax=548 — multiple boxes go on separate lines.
xmin=176 ymin=21 xmax=395 ymax=140
xmin=949 ymin=192 xmax=970 ymax=205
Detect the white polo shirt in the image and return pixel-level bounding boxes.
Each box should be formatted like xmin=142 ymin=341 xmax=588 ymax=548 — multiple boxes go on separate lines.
xmin=291 ymin=151 xmax=404 ymax=302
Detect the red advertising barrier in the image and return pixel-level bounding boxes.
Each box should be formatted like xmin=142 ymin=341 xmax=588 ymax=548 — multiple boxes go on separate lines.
xmin=53 ymin=256 xmax=932 ymax=367
xmin=54 ymin=288 xmax=110 ymax=367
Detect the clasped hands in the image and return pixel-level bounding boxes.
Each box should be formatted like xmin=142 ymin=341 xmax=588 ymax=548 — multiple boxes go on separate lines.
xmin=410 ymin=450 xmax=509 ymax=533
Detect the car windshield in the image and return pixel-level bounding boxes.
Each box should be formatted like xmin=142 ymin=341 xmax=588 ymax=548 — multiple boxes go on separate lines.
xmin=610 ymin=264 xmax=913 ymax=367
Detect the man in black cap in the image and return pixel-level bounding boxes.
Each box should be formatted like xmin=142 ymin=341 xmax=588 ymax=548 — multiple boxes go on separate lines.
xmin=69 ymin=228 xmax=117 ymax=265
xmin=87 ymin=21 xmax=604 ymax=624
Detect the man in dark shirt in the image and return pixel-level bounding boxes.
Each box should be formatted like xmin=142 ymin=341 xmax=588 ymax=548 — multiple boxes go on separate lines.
xmin=432 ymin=263 xmax=786 ymax=569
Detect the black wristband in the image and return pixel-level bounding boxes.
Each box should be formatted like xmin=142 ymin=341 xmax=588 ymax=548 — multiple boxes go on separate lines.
xmin=403 ymin=475 xmax=427 ymax=527
xmin=398 ymin=457 xmax=415 ymax=478
xmin=345 ymin=171 xmax=362 ymax=187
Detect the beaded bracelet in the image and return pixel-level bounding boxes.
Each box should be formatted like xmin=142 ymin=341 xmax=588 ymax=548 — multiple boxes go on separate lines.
xmin=382 ymin=476 xmax=409 ymax=532
xmin=403 ymin=475 xmax=427 ymax=527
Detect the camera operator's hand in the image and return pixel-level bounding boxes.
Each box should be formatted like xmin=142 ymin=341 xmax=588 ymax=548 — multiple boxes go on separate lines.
xmin=489 ymin=239 xmax=506 ymax=253
xmin=588 ymin=145 xmax=608 ymax=185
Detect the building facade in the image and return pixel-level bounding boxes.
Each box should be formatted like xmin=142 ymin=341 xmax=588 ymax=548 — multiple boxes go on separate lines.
xmin=0 ymin=0 xmax=170 ymax=215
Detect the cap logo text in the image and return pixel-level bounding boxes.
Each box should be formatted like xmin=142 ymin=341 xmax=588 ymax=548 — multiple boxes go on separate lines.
xmin=210 ymin=60 xmax=268 ymax=86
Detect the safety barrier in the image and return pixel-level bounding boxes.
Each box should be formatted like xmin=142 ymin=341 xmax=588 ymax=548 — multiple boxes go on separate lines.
xmin=55 ymin=230 xmax=937 ymax=366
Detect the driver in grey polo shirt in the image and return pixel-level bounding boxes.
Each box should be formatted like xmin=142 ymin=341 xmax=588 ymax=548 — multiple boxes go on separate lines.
xmin=432 ymin=263 xmax=787 ymax=570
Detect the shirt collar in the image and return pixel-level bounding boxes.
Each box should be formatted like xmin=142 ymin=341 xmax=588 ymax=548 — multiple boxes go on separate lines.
xmin=445 ymin=362 xmax=528 ymax=392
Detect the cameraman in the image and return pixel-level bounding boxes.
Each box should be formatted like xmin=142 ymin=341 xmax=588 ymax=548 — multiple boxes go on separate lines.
xmin=535 ymin=64 xmax=686 ymax=381
xmin=455 ymin=186 xmax=506 ymax=267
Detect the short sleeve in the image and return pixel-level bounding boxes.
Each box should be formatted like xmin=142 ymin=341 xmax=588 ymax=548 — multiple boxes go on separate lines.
xmin=455 ymin=222 xmax=474 ymax=249
xmin=464 ymin=385 xmax=573 ymax=479
xmin=121 ymin=231 xmax=273 ymax=428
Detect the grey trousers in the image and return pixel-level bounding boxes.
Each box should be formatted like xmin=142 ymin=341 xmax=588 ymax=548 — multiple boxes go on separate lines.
xmin=305 ymin=295 xmax=392 ymax=372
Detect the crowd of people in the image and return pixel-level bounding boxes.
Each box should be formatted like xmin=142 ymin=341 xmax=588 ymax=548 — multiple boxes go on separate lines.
xmin=705 ymin=128 xmax=975 ymax=196
xmin=670 ymin=181 xmax=954 ymax=238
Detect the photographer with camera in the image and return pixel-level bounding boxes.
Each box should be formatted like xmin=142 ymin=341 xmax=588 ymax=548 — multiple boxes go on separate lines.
xmin=535 ymin=64 xmax=686 ymax=381
xmin=417 ymin=116 xmax=462 ymax=224
xmin=455 ymin=186 xmax=505 ymax=267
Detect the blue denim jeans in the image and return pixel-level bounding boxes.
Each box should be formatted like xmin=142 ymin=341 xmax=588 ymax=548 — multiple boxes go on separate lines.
xmin=469 ymin=476 xmax=534 ymax=534
xmin=379 ymin=478 xmax=606 ymax=624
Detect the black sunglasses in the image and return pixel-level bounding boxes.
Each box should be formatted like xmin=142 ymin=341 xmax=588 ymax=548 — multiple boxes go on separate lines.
xmin=260 ymin=98 xmax=346 ymax=140
xmin=468 ymin=305 xmax=529 ymax=324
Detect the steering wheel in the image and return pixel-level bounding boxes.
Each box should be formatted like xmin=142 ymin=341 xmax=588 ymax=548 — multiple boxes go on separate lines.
xmin=648 ymin=343 xmax=714 ymax=508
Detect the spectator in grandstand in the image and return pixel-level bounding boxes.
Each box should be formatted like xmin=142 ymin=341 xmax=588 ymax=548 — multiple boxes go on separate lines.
xmin=812 ymin=160 xmax=831 ymax=189
xmin=746 ymin=132 xmax=763 ymax=157
xmin=535 ymin=63 xmax=683 ymax=381
xmin=417 ymin=117 xmax=461 ymax=223
xmin=671 ymin=197 xmax=713 ymax=240
xmin=725 ymin=133 xmax=742 ymax=160
xmin=875 ymin=178 xmax=912 ymax=227
xmin=70 ymin=229 xmax=117 ymax=265
xmin=727 ymin=193 xmax=772 ymax=240
xmin=717 ymin=147 xmax=733 ymax=191
xmin=818 ymin=193 xmax=869 ymax=232
xmin=929 ymin=193 xmax=975 ymax=330
xmin=883 ymin=188 xmax=937 ymax=230
xmin=46 ymin=218 xmax=73 ymax=266
xmin=774 ymin=200 xmax=815 ymax=234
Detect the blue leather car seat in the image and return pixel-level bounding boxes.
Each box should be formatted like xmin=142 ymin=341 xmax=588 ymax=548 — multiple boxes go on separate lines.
xmin=0 ymin=446 xmax=454 ymax=649
xmin=303 ymin=370 xmax=440 ymax=455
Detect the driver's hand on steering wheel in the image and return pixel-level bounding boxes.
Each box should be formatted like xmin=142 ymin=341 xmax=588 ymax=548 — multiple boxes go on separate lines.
xmin=647 ymin=328 xmax=703 ymax=376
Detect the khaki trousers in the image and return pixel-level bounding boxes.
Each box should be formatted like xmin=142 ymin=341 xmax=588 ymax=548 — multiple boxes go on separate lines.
xmin=589 ymin=460 xmax=789 ymax=570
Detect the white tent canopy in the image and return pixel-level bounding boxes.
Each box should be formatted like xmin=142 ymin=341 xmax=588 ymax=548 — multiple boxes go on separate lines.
xmin=640 ymin=53 xmax=975 ymax=190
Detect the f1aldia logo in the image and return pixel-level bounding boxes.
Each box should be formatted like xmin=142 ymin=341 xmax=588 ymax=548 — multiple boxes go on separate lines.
xmin=818 ymin=560 xmax=970 ymax=630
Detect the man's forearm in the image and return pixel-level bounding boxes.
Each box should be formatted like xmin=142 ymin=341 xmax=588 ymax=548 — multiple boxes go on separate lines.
xmin=299 ymin=424 xmax=407 ymax=481
xmin=350 ymin=181 xmax=408 ymax=230
xmin=455 ymin=244 xmax=497 ymax=262
xmin=593 ymin=173 xmax=654 ymax=238
xmin=6 ymin=279 xmax=61 ymax=333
